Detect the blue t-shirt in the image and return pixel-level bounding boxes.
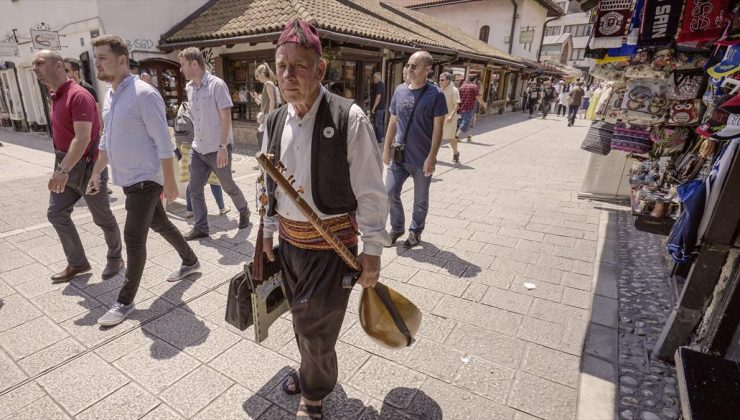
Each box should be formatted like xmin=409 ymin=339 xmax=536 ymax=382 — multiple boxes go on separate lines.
xmin=372 ymin=81 xmax=385 ymax=110
xmin=390 ymin=82 xmax=448 ymax=167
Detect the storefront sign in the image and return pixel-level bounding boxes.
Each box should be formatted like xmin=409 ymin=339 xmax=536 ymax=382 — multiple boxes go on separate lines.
xmin=30 ymin=30 xmax=61 ymax=50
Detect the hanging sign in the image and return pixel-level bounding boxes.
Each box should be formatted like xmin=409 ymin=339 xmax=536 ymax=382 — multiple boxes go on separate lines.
xmin=30 ymin=30 xmax=61 ymax=50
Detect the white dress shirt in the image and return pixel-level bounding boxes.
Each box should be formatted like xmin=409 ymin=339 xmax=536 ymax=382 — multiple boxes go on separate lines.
xmin=261 ymin=87 xmax=389 ymax=256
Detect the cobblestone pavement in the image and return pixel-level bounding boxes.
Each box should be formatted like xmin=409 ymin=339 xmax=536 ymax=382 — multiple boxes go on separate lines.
xmin=615 ymin=212 xmax=679 ymax=420
xmin=0 ymin=113 xmax=663 ymax=419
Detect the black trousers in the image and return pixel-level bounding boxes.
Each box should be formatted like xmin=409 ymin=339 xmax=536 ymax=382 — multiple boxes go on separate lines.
xmin=118 ymin=181 xmax=197 ymax=305
xmin=278 ymin=240 xmax=356 ymax=401
xmin=568 ymin=104 xmax=580 ymax=124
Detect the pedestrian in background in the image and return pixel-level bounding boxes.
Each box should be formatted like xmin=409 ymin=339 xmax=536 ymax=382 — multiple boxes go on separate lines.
xmin=439 ymin=72 xmax=461 ymax=163
xmin=32 ymin=50 xmax=123 ymax=283
xmin=89 ymin=35 xmax=200 ymax=326
xmin=62 ymin=58 xmax=98 ymax=103
xmin=251 ymin=62 xmax=280 ymax=148
xmin=526 ymin=81 xmax=540 ymax=118
xmin=384 ymin=50 xmax=447 ymax=248
xmin=568 ymin=81 xmax=585 ymax=127
xmin=370 ymin=71 xmax=386 ymax=144
xmin=178 ymin=47 xmax=251 ymax=241
xmin=173 ymin=102 xmax=231 ymax=218
xmin=456 ymin=74 xmax=483 ymax=143
xmin=580 ymin=84 xmax=593 ymax=119
xmin=541 ymin=80 xmax=556 ymax=119
xmin=557 ymin=81 xmax=569 ymax=117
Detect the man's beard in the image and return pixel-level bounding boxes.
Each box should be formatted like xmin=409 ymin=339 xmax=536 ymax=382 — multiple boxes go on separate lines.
xmin=96 ymin=71 xmax=112 ymax=82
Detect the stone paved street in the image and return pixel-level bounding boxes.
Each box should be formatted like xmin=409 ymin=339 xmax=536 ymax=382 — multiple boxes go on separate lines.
xmin=0 ymin=111 xmax=660 ymax=419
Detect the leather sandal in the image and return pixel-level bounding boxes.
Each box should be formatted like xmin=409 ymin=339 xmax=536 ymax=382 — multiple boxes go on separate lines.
xmin=296 ymin=403 xmax=323 ymax=419
xmin=281 ymin=371 xmax=301 ymax=395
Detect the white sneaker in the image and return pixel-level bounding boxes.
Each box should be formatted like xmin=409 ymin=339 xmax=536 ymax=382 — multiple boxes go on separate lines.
xmin=219 ymin=206 xmax=231 ymax=215
xmin=98 ymin=302 xmax=134 ymax=326
xmin=167 ymin=261 xmax=202 ymax=282
xmin=185 ymin=211 xmax=193 ymax=219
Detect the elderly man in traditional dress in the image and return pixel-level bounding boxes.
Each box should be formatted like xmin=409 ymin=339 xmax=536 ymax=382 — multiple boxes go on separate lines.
xmin=260 ymin=19 xmax=388 ymax=418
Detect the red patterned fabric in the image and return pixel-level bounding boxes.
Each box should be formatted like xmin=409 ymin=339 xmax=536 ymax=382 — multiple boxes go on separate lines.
xmin=277 ymin=19 xmax=322 ymax=56
xmin=458 ymin=83 xmax=479 ymax=112
xmin=677 ymin=0 xmax=730 ymax=45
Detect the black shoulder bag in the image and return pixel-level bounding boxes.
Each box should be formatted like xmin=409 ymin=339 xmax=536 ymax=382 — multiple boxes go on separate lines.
xmin=391 ymin=83 xmax=430 ymax=163
xmin=54 ymin=136 xmax=100 ymax=194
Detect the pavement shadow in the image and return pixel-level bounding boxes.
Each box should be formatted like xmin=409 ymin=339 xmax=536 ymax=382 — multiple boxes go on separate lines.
xmin=395 ymin=241 xmax=482 ymax=278
xmin=69 ymin=269 xmax=209 ymax=361
xmin=242 ymin=367 xmax=442 ymax=418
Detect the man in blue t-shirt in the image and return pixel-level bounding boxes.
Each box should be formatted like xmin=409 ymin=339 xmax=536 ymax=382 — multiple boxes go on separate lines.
xmin=370 ymin=72 xmax=385 ymax=143
xmin=382 ymin=50 xmax=447 ymax=248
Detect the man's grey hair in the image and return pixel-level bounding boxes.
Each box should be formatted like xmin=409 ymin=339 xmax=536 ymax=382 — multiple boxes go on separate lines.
xmin=373 ymin=71 xmax=382 ymax=79
xmin=440 ymin=72 xmax=452 ymax=81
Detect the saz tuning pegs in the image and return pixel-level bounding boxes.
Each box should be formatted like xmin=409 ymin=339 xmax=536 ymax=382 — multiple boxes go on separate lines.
xmin=297 ymin=186 xmax=304 ymax=194
xmin=275 ymin=161 xmax=287 ymax=172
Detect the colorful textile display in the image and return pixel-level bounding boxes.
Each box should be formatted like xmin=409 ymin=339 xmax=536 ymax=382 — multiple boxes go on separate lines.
xmin=667 ymin=99 xmax=703 ymax=126
xmin=582 ymin=121 xmax=615 ymax=155
xmin=620 ymin=79 xmax=669 ymax=124
xmin=639 ymin=0 xmax=684 ymax=46
xmin=677 ymin=0 xmax=731 ymax=46
xmin=611 ymin=122 xmax=654 ymax=153
xmin=592 ymin=0 xmax=634 ymax=49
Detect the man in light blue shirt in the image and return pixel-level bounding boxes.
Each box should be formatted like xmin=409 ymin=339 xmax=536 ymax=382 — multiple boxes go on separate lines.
xmin=178 ymin=47 xmax=250 ymax=241
xmin=87 ymin=35 xmax=201 ymax=327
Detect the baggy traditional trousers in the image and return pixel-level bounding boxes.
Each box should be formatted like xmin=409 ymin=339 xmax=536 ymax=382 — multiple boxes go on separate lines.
xmin=278 ymin=240 xmax=357 ymax=400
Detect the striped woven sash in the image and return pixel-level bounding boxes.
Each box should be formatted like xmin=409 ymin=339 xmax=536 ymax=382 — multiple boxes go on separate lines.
xmin=278 ymin=215 xmax=358 ymax=250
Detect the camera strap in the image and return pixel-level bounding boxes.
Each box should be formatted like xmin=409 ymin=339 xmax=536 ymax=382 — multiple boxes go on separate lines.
xmin=400 ymin=83 xmax=430 ymax=146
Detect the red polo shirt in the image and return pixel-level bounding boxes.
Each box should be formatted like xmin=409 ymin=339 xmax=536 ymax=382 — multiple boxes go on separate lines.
xmin=51 ymin=80 xmax=100 ymax=159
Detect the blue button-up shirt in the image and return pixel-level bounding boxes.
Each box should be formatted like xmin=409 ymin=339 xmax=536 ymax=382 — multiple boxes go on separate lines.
xmin=100 ymin=75 xmax=174 ymax=187
xmin=186 ymin=71 xmax=233 ymax=154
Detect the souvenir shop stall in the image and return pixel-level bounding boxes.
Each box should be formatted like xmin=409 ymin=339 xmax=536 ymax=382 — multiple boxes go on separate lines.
xmin=579 ymin=0 xmax=740 ymax=416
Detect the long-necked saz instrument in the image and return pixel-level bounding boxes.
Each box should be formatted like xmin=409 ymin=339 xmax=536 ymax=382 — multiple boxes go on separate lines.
xmin=256 ymin=152 xmax=421 ymax=349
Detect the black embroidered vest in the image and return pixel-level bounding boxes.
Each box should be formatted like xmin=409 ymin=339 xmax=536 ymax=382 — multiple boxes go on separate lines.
xmin=265 ymin=91 xmax=358 ymax=217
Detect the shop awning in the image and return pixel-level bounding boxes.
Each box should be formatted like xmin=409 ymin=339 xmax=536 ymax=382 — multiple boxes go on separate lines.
xmin=159 ymin=0 xmax=525 ymax=68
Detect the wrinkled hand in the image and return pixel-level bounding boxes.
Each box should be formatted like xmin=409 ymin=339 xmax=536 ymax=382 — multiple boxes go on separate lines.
xmin=356 ymin=253 xmax=380 ymax=288
xmin=49 ymin=171 xmax=68 ymax=194
xmin=86 ymin=173 xmax=101 ymax=195
xmin=262 ymin=237 xmax=275 ymax=261
xmin=163 ymin=181 xmax=179 ymax=202
xmin=423 ymin=156 xmax=436 ymax=177
xmin=216 ymin=148 xmax=229 ymax=169
xmin=382 ymin=147 xmax=391 ymax=166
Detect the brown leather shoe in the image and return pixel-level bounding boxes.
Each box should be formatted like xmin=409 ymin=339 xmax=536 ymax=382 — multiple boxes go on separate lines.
xmin=101 ymin=259 xmax=125 ymax=280
xmin=51 ymin=263 xmax=92 ymax=283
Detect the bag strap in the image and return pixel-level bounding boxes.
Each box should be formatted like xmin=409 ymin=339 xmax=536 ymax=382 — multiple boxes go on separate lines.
xmin=401 ymin=83 xmax=430 ymax=145
xmin=374 ymin=283 xmax=414 ymax=347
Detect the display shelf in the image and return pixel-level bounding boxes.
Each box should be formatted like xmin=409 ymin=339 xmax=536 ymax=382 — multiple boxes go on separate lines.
xmin=630 ymin=190 xmax=675 ymax=236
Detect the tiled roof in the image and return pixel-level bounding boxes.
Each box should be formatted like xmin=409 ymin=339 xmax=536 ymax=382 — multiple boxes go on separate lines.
xmin=161 ymin=0 xmax=523 ymax=65
xmin=384 ymin=0 xmax=564 ymax=17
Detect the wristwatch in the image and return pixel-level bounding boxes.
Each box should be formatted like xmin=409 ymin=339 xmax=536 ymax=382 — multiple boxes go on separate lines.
xmin=57 ymin=166 xmax=71 ymax=176
xmin=218 ymin=144 xmax=227 ymax=150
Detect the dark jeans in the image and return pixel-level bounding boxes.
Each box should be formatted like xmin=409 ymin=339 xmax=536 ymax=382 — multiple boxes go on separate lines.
xmin=568 ymin=104 xmax=580 ymax=124
xmin=279 ymin=240 xmax=356 ymax=401
xmin=118 ymin=181 xmax=197 ymax=305
xmin=186 ymin=184 xmax=224 ymax=211
xmin=386 ymin=162 xmax=432 ymax=235
xmin=189 ymin=145 xmax=248 ymax=233
xmin=48 ymin=168 xmax=121 ymax=267
xmin=541 ymin=100 xmax=551 ymax=118
xmin=528 ymin=99 xmax=538 ymax=116
xmin=557 ymin=104 xmax=566 ymax=116
xmin=373 ymin=108 xmax=385 ymax=143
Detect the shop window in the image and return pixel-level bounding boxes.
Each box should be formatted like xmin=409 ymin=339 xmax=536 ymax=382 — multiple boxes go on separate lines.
xmin=570 ymin=48 xmax=585 ymax=61
xmin=138 ymin=59 xmax=184 ymax=122
xmin=479 ymin=25 xmax=490 ymax=43
xmin=325 ymin=60 xmax=358 ymax=100
xmin=224 ymin=60 xmax=261 ymax=121
xmin=563 ymin=24 xmax=591 ymax=37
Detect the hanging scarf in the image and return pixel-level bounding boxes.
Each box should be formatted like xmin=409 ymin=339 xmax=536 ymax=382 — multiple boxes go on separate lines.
xmin=677 ymin=0 xmax=730 ymax=46
xmin=639 ymin=0 xmax=684 ymax=46
xmin=591 ymin=0 xmax=634 ymax=49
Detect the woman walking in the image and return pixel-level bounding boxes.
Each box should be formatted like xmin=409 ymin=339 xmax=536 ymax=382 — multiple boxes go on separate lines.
xmin=439 ymin=72 xmax=461 ymax=163
xmin=250 ymin=63 xmax=280 ymax=147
